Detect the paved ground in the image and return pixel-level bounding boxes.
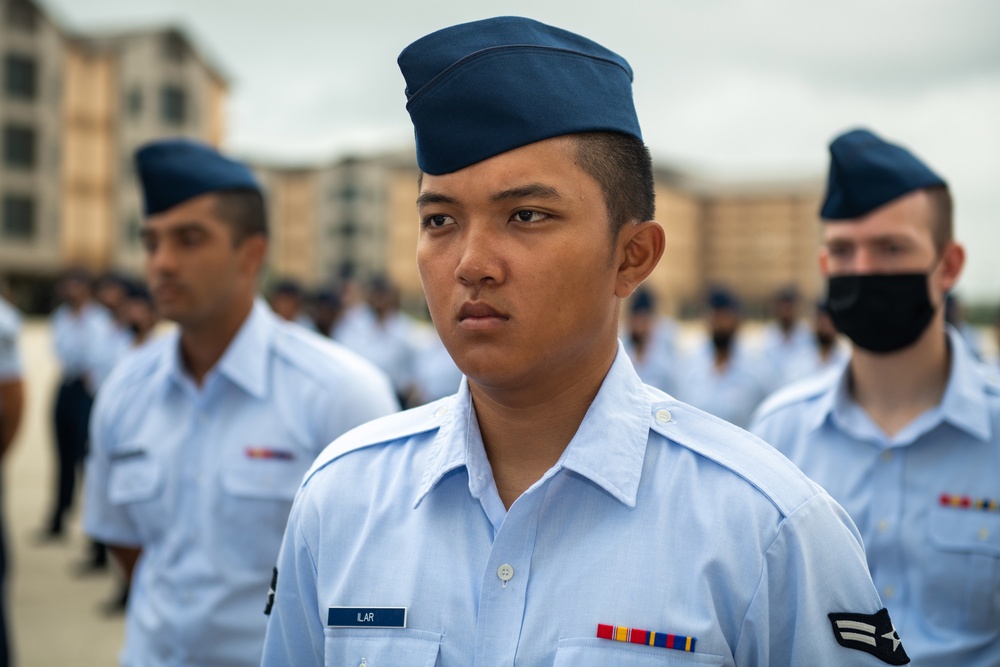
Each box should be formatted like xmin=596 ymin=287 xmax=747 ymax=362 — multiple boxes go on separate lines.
xmin=6 ymin=320 xmax=123 ymax=666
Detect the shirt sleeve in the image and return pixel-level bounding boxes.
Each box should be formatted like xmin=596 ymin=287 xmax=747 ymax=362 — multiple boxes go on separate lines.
xmin=734 ymin=493 xmax=905 ymax=666
xmin=82 ymin=384 xmax=141 ymax=546
xmin=0 ymin=316 xmax=21 ymax=381
xmin=261 ymin=495 xmax=326 ymax=666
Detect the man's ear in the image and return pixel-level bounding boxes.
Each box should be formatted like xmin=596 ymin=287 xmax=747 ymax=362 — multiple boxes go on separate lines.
xmin=938 ymin=241 xmax=965 ymax=294
xmin=614 ymin=221 xmax=665 ymax=299
xmin=240 ymin=234 xmax=268 ymax=276
xmin=818 ymin=245 xmax=830 ymax=277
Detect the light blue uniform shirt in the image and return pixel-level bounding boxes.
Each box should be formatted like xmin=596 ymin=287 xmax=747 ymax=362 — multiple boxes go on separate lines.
xmin=0 ymin=297 xmax=21 ymax=382
xmin=51 ymin=301 xmax=113 ymax=382
xmin=621 ymin=317 xmax=679 ymax=394
xmin=263 ymin=344 xmax=898 ymax=666
xmin=750 ymin=327 xmax=1000 ymax=667
xmin=83 ymin=300 xmax=398 ymax=667
xmin=674 ymin=341 xmax=770 ymax=429
xmin=338 ymin=311 xmax=421 ymax=398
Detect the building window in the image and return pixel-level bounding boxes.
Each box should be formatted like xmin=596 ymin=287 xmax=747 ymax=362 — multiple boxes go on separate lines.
xmin=4 ymin=0 xmax=37 ymax=31
xmin=4 ymin=54 xmax=37 ymax=100
xmin=3 ymin=124 xmax=35 ymax=169
xmin=2 ymin=195 xmax=35 ymax=240
xmin=162 ymin=33 xmax=187 ymax=62
xmin=126 ymin=87 xmax=142 ymax=118
xmin=160 ymin=85 xmax=186 ymax=125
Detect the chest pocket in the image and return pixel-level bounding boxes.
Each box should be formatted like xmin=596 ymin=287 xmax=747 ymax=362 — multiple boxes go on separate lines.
xmin=108 ymin=454 xmax=163 ymax=505
xmin=925 ymin=507 xmax=1000 ymax=630
xmin=324 ymin=628 xmax=442 ymax=667
xmin=554 ymin=638 xmax=725 ymax=666
xmin=218 ymin=451 xmax=308 ymax=570
xmin=107 ymin=453 xmax=166 ymax=541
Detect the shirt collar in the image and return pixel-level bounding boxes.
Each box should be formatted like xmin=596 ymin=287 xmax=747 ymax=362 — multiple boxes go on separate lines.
xmin=156 ymin=298 xmax=274 ymax=400
xmin=938 ymin=325 xmax=992 ymax=441
xmin=811 ymin=325 xmax=992 ymax=443
xmin=415 ymin=341 xmax=651 ymax=509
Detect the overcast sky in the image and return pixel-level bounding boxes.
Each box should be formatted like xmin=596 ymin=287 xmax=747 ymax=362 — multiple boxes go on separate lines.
xmin=43 ymin=0 xmax=1000 ymax=301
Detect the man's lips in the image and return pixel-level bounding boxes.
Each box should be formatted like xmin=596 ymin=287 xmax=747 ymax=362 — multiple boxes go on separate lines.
xmin=457 ymin=301 xmax=509 ymax=329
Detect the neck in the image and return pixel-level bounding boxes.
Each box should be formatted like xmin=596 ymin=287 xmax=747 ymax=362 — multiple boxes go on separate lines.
xmin=179 ymin=296 xmax=255 ymax=386
xmin=471 ymin=339 xmax=617 ymax=510
xmin=849 ymin=315 xmax=951 ymax=437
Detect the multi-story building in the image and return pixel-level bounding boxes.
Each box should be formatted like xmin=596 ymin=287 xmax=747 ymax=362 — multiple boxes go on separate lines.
xmin=646 ymin=169 xmax=823 ymax=316
xmin=0 ymin=0 xmax=66 ymax=306
xmin=0 ymin=0 xmax=225 ymax=310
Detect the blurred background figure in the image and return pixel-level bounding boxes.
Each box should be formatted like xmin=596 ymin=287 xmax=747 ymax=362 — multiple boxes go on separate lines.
xmin=122 ymin=284 xmax=159 ymax=348
xmin=410 ymin=328 xmax=463 ymax=407
xmin=760 ymin=286 xmax=813 ymax=386
xmin=267 ymin=278 xmax=313 ymax=329
xmin=674 ymin=288 xmax=769 ymax=428
xmin=44 ymin=269 xmax=112 ymax=541
xmin=86 ymin=282 xmax=161 ymax=615
xmin=330 ymin=273 xmax=373 ymax=343
xmin=620 ymin=287 xmax=677 ymax=394
xmin=308 ymin=288 xmax=342 ymax=338
xmin=0 ymin=290 xmax=24 ymax=667
xmin=337 ymin=276 xmax=420 ymax=406
xmin=779 ymin=302 xmax=849 ymax=386
xmin=945 ymin=293 xmax=984 ymax=359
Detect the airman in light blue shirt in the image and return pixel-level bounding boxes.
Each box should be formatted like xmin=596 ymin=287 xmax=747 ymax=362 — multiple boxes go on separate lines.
xmin=751 ymin=128 xmax=986 ymax=666
xmin=264 ymin=17 xmax=904 ymax=667
xmin=82 ymin=138 xmax=398 ymax=667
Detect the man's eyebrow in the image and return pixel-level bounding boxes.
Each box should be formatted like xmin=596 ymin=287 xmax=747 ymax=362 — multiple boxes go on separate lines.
xmin=416 ymin=191 xmax=459 ymax=208
xmin=491 ymin=183 xmax=561 ymax=202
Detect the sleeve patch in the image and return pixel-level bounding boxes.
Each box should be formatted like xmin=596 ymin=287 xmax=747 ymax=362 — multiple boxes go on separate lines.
xmin=829 ymin=608 xmax=909 ymax=665
xmin=264 ymin=566 xmax=277 ymax=616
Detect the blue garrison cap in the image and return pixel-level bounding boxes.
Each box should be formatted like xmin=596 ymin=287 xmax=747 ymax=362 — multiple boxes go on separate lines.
xmin=707 ymin=287 xmax=740 ymax=311
xmin=820 ymin=128 xmax=946 ymax=221
xmin=630 ymin=288 xmax=656 ymax=314
xmin=135 ymin=138 xmax=260 ymax=215
xmin=398 ymin=16 xmax=642 ymax=175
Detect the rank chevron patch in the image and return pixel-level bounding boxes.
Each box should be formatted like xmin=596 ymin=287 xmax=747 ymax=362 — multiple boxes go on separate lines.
xmin=828 ymin=608 xmax=909 ymax=665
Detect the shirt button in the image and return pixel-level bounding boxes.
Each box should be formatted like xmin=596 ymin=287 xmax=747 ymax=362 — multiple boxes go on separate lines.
xmin=497 ymin=564 xmax=514 ymax=586
xmin=655 ymin=409 xmax=672 ymax=423
xmin=979 ymin=527 xmax=990 ymax=541
xmin=434 ymin=405 xmax=448 ymax=417
xmin=877 ymin=520 xmax=889 ymax=534
xmin=881 ymin=450 xmax=893 ymax=462
xmin=883 ymin=585 xmax=895 ymax=599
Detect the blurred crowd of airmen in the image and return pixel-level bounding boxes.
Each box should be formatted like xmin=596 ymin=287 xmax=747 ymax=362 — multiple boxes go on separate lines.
xmin=0 ymin=13 xmax=996 ymax=667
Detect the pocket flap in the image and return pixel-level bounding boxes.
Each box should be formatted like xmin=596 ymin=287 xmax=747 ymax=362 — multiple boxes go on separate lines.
xmin=324 ymin=628 xmax=442 ymax=667
xmin=108 ymin=455 xmax=163 ymax=505
xmin=927 ymin=506 xmax=1000 ymax=556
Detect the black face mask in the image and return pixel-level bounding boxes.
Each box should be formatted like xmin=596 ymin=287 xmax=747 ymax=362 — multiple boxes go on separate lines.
xmin=815 ymin=331 xmax=837 ymax=349
xmin=826 ymin=272 xmax=937 ymax=354
xmin=711 ymin=330 xmax=734 ymax=354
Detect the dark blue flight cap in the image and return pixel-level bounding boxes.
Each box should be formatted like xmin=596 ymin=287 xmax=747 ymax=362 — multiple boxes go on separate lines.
xmin=135 ymin=138 xmax=261 ymax=216
xmin=820 ymin=128 xmax=946 ymax=221
xmin=398 ymin=16 xmax=642 ymax=175
xmin=707 ymin=287 xmax=740 ymax=312
xmin=630 ymin=288 xmax=656 ymax=314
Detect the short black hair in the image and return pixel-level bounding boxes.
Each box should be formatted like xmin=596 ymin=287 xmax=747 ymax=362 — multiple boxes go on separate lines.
xmin=925 ymin=185 xmax=952 ymax=252
xmin=212 ymin=188 xmax=268 ymax=244
xmin=573 ymin=131 xmax=655 ymax=239
xmin=415 ymin=131 xmax=655 ymax=240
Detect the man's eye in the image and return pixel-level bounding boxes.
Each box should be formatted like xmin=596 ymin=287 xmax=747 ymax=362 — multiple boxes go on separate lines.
xmin=423 ymin=214 xmax=455 ymax=228
xmin=513 ymin=210 xmax=546 ymax=223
